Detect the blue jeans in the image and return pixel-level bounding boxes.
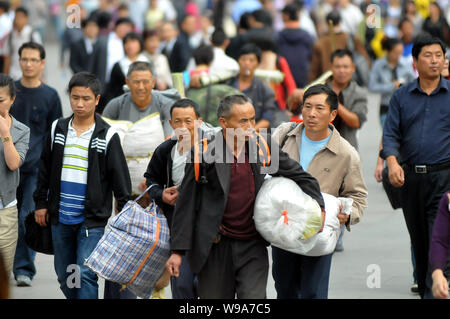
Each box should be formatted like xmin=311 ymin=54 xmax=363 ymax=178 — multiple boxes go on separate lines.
xmin=272 ymin=246 xmax=333 ymax=299
xmin=411 ymin=243 xmax=417 ymax=284
xmin=13 ymin=171 xmax=38 ymax=280
xmin=380 ymin=113 xmax=387 ymax=130
xmin=51 ymin=222 xmax=104 ymax=299
xmin=170 ymin=255 xmax=198 ymax=299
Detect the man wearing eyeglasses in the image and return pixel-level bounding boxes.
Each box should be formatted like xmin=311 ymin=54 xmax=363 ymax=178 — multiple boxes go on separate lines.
xmin=9 ymin=42 xmax=62 ymax=288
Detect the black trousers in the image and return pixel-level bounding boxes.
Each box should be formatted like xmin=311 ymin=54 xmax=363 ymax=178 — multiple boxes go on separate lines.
xmin=401 ymin=167 xmax=450 ymax=299
xmin=197 ymin=235 xmax=268 ymax=299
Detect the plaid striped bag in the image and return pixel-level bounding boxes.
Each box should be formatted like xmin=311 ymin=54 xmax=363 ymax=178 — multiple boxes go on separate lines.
xmin=84 ymin=185 xmax=170 ymax=299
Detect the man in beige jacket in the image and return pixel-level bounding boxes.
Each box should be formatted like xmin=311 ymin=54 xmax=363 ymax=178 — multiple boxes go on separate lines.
xmin=272 ymin=84 xmax=368 ymax=299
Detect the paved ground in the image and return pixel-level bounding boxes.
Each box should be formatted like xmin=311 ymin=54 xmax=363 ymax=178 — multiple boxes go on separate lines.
xmin=9 ymin=41 xmax=418 ymax=299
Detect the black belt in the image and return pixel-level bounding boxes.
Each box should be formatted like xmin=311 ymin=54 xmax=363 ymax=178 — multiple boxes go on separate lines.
xmin=404 ymin=161 xmax=450 ymax=174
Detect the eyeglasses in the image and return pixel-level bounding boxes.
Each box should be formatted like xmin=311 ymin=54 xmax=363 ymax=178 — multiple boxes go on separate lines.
xmin=19 ymin=58 xmax=41 ymax=64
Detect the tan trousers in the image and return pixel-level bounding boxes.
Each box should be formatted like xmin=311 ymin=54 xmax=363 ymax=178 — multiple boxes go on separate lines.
xmin=0 ymin=206 xmax=18 ymax=276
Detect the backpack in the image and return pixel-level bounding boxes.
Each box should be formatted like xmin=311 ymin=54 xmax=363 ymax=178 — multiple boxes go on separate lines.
xmin=346 ymin=34 xmax=370 ymax=87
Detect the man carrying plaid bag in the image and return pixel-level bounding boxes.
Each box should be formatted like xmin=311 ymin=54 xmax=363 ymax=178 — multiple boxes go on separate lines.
xmin=33 ymin=72 xmax=132 ymax=299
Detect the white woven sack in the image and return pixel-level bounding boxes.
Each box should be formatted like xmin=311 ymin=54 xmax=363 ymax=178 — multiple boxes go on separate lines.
xmin=127 ymin=157 xmax=152 ymax=194
xmin=102 ymin=113 xmax=165 ymax=156
xmin=103 ymin=114 xmax=165 ymax=193
xmin=122 ymin=113 xmax=165 ymax=157
xmin=254 ymin=177 xmax=323 ymax=253
xmin=290 ymin=194 xmax=353 ymax=256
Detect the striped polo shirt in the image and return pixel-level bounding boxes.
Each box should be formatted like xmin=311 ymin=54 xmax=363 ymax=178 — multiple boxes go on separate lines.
xmin=58 ymin=120 xmax=95 ymax=225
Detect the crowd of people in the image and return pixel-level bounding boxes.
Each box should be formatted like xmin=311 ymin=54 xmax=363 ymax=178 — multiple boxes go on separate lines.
xmin=0 ymin=0 xmax=449 ymax=300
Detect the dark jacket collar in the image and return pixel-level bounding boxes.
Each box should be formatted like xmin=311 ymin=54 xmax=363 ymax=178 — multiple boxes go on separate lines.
xmin=58 ymin=113 xmax=110 ymax=135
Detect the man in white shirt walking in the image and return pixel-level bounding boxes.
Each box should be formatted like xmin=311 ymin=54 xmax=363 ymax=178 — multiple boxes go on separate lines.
xmin=2 ymin=7 xmax=41 ymax=81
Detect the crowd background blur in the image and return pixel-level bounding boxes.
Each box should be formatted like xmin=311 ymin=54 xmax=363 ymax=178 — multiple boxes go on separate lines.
xmin=0 ymin=0 xmax=449 ymax=299
xmin=0 ymin=1 xmax=448 ymax=115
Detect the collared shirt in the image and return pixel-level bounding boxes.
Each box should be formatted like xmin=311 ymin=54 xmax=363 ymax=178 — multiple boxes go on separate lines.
xmin=58 ymin=120 xmax=95 ymax=225
xmin=220 ymin=148 xmax=257 ymax=240
xmin=326 ymin=80 xmax=368 ymax=150
xmin=84 ymin=37 xmax=94 ymax=55
xmin=368 ymin=57 xmax=416 ymax=107
xmin=273 ymin=123 xmax=368 ymax=227
xmin=106 ymin=32 xmax=124 ymax=83
xmin=382 ymin=77 xmax=450 ymax=165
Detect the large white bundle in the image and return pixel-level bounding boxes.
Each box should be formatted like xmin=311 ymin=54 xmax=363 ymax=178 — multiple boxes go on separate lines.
xmin=254 ymin=177 xmax=353 ymax=256
xmin=254 ymin=177 xmax=323 ymax=253
xmin=126 ymin=156 xmax=152 ymax=194
xmin=288 ymin=194 xmax=353 ymax=256
xmin=103 ymin=114 xmax=165 ymax=194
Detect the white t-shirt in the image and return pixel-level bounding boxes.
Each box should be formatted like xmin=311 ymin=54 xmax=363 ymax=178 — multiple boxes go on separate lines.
xmin=0 ymin=199 xmax=17 ymax=209
xmin=106 ymin=32 xmax=125 ymax=83
xmin=171 ymin=142 xmax=188 ymax=187
xmin=209 ymin=47 xmax=240 ymax=73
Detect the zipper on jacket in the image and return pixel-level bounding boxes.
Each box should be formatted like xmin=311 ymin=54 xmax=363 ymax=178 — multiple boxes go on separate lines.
xmin=86 ymin=227 xmax=89 ymax=238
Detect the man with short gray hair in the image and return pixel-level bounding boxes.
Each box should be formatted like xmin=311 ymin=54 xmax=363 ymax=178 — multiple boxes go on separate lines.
xmin=165 ymin=94 xmax=324 ymax=299
xmin=102 ymin=61 xmax=178 ymax=137
xmin=102 ymin=61 xmax=179 ymax=299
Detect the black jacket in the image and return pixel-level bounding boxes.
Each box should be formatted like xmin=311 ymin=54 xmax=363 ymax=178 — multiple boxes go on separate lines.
xmin=70 ymin=37 xmax=94 ymax=74
xmin=144 ymin=138 xmax=177 ymax=227
xmin=168 ymin=32 xmax=192 ymax=72
xmin=170 ymin=130 xmax=324 ymax=274
xmin=277 ymin=28 xmax=313 ymax=88
xmin=89 ymin=35 xmax=108 ymax=88
xmin=33 ymin=114 xmax=132 ymax=229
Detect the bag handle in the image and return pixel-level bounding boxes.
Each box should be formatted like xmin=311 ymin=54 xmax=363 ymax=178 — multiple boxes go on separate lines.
xmin=134 ymin=184 xmax=158 ymax=203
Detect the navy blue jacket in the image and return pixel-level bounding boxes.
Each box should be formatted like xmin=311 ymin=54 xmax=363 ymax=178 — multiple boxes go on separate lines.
xmin=277 ymin=28 xmax=313 ymax=88
xmin=10 ymin=81 xmax=62 ymax=174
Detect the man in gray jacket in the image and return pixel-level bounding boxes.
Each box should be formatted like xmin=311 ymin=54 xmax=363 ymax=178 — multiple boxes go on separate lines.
xmin=327 ymin=49 xmax=368 ymax=151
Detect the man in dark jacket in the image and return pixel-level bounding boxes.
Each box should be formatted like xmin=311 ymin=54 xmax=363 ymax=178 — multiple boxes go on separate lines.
xmin=89 ymin=17 xmax=134 ymax=113
xmin=167 ymin=14 xmax=196 ymax=73
xmin=228 ymin=43 xmax=276 ymax=129
xmin=165 ymin=94 xmax=324 ymax=299
xmin=145 ymin=98 xmax=204 ymax=299
xmin=277 ymin=3 xmax=313 ymax=88
xmin=11 ymin=42 xmax=62 ymax=287
xmin=33 ymin=72 xmax=131 ymax=299
xmin=69 ymin=18 xmax=98 ymax=74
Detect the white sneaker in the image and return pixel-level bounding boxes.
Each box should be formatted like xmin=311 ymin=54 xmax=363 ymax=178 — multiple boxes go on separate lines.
xmin=16 ymin=275 xmax=32 ymax=287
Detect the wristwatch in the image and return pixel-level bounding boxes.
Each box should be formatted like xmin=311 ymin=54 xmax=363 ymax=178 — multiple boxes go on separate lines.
xmin=1 ymin=136 xmax=11 ymax=143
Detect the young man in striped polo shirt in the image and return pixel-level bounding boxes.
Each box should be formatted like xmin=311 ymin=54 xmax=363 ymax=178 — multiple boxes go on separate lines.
xmin=33 ymin=72 xmax=132 ymax=299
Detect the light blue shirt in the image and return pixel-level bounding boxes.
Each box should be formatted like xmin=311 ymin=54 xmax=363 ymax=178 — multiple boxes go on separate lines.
xmin=300 ymin=129 xmax=332 ymax=171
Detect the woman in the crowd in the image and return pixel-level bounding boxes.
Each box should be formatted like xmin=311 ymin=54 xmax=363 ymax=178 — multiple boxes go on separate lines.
xmin=106 ymin=32 xmax=149 ymax=101
xmin=421 ymin=2 xmax=450 ymax=47
xmin=430 ymin=191 xmax=450 ymax=299
xmin=0 ymin=74 xmax=29 ymax=279
xmin=142 ymin=29 xmax=173 ymax=90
